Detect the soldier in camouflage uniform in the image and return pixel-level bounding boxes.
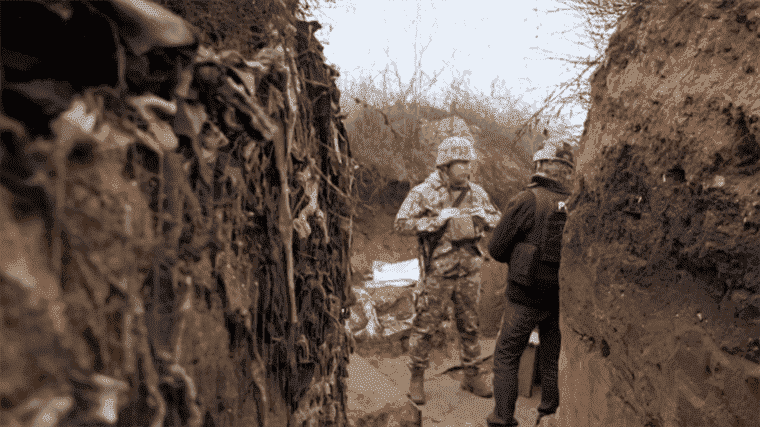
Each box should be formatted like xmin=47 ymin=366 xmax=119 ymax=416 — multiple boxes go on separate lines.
xmin=395 ymin=136 xmax=501 ymax=404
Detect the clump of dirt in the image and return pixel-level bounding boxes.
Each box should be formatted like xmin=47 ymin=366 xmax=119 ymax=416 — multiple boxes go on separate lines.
xmin=561 ymin=1 xmax=760 ymax=426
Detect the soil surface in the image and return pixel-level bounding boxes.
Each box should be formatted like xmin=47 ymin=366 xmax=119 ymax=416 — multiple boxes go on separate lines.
xmin=346 ymin=336 xmax=549 ymax=427
xmin=560 ymin=1 xmax=760 ymax=426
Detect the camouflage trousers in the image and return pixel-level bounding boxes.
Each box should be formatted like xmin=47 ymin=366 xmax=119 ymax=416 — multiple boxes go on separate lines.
xmin=408 ymin=246 xmax=484 ymax=370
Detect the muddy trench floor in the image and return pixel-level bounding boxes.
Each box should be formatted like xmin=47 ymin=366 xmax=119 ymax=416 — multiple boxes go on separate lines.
xmin=348 ymin=335 xmax=547 ymax=427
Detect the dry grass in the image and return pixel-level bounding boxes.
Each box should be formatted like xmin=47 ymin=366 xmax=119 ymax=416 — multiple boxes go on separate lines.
xmin=344 ymin=97 xmax=538 ymax=211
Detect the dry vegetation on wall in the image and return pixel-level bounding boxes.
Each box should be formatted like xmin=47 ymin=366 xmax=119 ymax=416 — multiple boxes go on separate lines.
xmin=0 ymin=1 xmax=351 ymax=426
xmin=518 ymin=0 xmax=638 ymax=136
xmin=156 ymin=0 xmax=329 ymax=57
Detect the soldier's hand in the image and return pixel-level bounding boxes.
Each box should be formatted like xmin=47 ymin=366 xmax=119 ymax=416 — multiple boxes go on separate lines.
xmin=468 ymin=207 xmax=486 ymax=219
xmin=439 ymin=207 xmax=464 ymax=221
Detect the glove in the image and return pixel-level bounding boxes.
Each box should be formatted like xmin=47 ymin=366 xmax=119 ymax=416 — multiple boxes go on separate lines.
xmin=438 ymin=207 xmax=465 ymax=222
xmin=468 ymin=207 xmax=487 ymax=219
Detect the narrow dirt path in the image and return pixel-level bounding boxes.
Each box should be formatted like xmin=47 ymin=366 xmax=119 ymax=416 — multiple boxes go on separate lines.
xmin=349 ymin=336 xmax=545 ymax=426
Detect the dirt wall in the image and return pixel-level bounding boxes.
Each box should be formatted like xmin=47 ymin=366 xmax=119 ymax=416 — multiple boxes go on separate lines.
xmin=0 ymin=2 xmax=351 ymax=426
xmin=560 ymin=2 xmax=760 ymax=426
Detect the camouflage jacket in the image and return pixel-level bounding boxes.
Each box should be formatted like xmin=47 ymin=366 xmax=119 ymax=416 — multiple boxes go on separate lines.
xmin=394 ymin=169 xmax=501 ymax=261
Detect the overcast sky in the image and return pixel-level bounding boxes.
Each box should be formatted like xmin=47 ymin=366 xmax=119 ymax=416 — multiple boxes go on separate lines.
xmin=312 ymin=0 xmax=599 ymax=128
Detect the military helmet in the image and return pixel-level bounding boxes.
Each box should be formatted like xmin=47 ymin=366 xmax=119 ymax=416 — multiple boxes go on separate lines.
xmin=532 ymin=142 xmax=575 ymax=169
xmin=436 ymin=136 xmax=476 ymax=167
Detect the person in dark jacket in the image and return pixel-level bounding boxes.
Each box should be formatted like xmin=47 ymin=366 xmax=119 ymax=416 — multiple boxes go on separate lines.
xmin=486 ymin=142 xmax=575 ymax=427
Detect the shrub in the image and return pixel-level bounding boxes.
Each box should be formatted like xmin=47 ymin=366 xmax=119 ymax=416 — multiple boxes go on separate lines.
xmin=344 ymin=97 xmax=540 ymax=211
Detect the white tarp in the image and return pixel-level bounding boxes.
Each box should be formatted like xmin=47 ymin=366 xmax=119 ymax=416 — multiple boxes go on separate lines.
xmin=371 ymin=259 xmax=420 ymax=282
xmin=347 ymin=284 xmax=421 ymax=341
xmin=347 ymin=259 xmax=424 ymax=341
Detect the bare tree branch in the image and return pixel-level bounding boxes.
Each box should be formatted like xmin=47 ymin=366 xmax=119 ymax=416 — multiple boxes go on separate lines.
xmin=515 ymin=0 xmax=638 ymax=143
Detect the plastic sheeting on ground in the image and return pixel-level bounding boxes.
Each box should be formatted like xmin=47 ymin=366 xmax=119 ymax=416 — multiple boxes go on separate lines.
xmin=371 ymin=258 xmax=420 ymax=282
xmin=348 ymin=259 xmax=422 ymax=341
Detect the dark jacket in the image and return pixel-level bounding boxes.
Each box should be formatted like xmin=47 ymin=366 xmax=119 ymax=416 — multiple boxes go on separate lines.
xmin=488 ymin=175 xmax=570 ymax=309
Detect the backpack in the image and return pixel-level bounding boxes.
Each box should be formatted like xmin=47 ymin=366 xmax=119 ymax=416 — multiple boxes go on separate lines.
xmin=532 ymin=187 xmax=568 ymax=264
xmin=507 ymin=187 xmax=568 ymax=285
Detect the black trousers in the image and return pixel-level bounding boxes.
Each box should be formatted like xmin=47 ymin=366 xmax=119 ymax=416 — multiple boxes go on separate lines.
xmin=487 ymin=292 xmax=561 ymax=427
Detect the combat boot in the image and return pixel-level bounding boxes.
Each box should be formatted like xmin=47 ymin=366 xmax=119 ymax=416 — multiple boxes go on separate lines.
xmin=408 ymin=367 xmax=426 ymax=404
xmin=461 ymin=366 xmax=493 ymax=398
